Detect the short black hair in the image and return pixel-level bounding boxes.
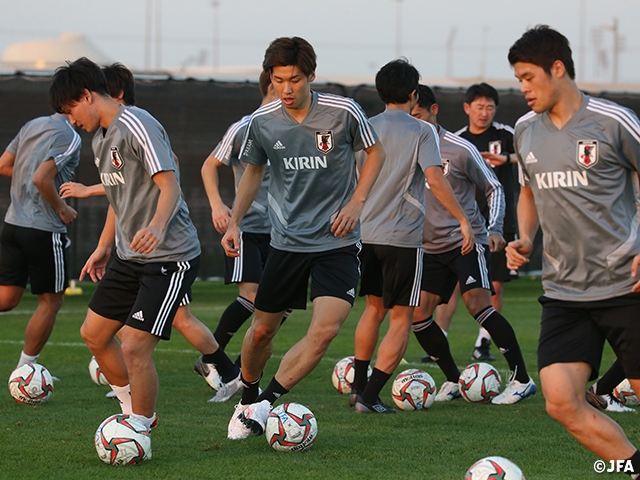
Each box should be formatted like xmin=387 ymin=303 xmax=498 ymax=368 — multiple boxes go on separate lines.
xmin=416 ymin=84 xmax=437 ymax=109
xmin=465 ymin=83 xmax=499 ymax=106
xmin=508 ymin=25 xmax=576 ymax=80
xmin=258 ymin=69 xmax=271 ymax=98
xmin=50 ymin=57 xmax=109 ymax=113
xmin=375 ymin=58 xmax=420 ymax=105
xmin=103 ymin=63 xmax=136 ymax=106
xmin=262 ymin=37 xmax=317 ymax=77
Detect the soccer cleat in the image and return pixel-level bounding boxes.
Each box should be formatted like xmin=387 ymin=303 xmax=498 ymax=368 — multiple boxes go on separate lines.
xmin=435 ymin=381 xmax=462 ymax=402
xmin=354 ymin=397 xmax=398 ymax=414
xmin=105 ymin=390 xmax=117 ymax=399
xmin=240 ymin=399 xmax=272 ymax=436
xmin=208 ymin=370 xmax=243 ymax=403
xmin=348 ymin=389 xmax=362 ymax=408
xmin=194 ymin=356 xmax=220 ymax=391
xmin=150 ymin=413 xmax=158 ymax=429
xmin=228 ymin=403 xmax=251 ymax=440
xmin=472 ymin=338 xmax=495 ymax=361
xmin=491 ymin=374 xmax=537 ymax=405
xmin=586 ymin=386 xmax=636 ymax=413
xmin=50 ymin=375 xmax=61 ymax=383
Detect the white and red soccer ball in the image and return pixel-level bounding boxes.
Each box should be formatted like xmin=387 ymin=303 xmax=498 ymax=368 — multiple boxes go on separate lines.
xmin=95 ymin=414 xmax=152 ymax=465
xmin=458 ymin=362 xmax=502 ymax=403
xmin=8 ymin=363 xmax=54 ymax=404
xmin=613 ymin=379 xmax=638 ymax=407
xmin=465 ymin=456 xmax=525 ymax=479
xmin=331 ymin=356 xmax=371 ymax=394
xmin=391 ymin=368 xmax=437 ymax=410
xmin=89 ymin=356 xmax=110 ymax=386
xmin=265 ymin=402 xmax=318 ymax=452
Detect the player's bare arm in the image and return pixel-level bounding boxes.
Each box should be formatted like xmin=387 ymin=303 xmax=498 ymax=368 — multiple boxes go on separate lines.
xmin=221 ymin=162 xmax=266 ymax=257
xmin=481 ymin=151 xmax=513 ymax=167
xmin=33 ymin=158 xmax=77 ymax=225
xmin=80 ymin=205 xmax=115 ymax=282
xmin=201 ymin=154 xmax=232 ymax=234
xmin=331 ymin=141 xmax=386 ymax=238
xmin=505 ymin=185 xmax=538 ymax=270
xmin=0 ymin=151 xmax=15 ymax=177
xmin=59 ymin=181 xmax=106 ymax=199
xmin=130 ymin=170 xmax=180 ymax=255
xmin=425 ymin=165 xmax=475 ymax=254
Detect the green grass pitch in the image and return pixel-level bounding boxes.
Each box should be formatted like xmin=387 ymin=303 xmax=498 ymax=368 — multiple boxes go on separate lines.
xmin=0 ymin=278 xmax=634 ymax=479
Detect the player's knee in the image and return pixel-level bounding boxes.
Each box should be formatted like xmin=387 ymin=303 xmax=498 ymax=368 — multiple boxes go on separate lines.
xmin=545 ymin=395 xmax=580 ymax=424
xmin=250 ymin=323 xmax=278 ymax=346
xmin=0 ymin=296 xmax=20 ymax=311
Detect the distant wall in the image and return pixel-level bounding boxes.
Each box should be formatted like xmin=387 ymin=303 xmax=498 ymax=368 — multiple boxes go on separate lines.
xmin=1 ymin=73 xmax=638 ymax=277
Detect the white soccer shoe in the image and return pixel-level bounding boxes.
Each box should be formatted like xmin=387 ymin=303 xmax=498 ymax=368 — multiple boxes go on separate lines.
xmin=586 ymin=386 xmax=636 ymax=413
xmin=208 ymin=371 xmax=243 ymax=403
xmin=105 ymin=390 xmax=117 ymax=399
xmin=491 ymin=375 xmax=537 ymax=405
xmin=193 ymin=356 xmax=220 ymax=391
xmin=228 ymin=403 xmax=251 ymax=440
xmin=239 ymin=399 xmax=272 ymax=436
xmin=435 ymin=381 xmax=461 ymax=402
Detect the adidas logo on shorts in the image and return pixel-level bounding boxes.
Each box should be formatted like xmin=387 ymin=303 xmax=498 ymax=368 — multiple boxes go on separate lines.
xmin=273 ymin=140 xmax=286 ymax=150
xmin=346 ymin=288 xmax=355 ymax=298
xmin=132 ymin=310 xmax=145 ymax=321
xmin=465 ymin=276 xmax=476 ymax=285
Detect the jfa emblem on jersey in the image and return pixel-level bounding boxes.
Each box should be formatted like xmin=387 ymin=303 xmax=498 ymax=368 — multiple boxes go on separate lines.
xmin=577 ymin=140 xmax=598 ymax=169
xmin=315 ymin=131 xmax=334 ymax=153
xmin=110 ymin=147 xmax=124 ymax=170
xmin=441 ymin=158 xmax=451 ymax=177
xmin=488 ymin=140 xmax=502 ymax=155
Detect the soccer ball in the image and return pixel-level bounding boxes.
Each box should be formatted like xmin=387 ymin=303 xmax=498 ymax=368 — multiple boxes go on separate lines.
xmin=465 ymin=456 xmax=526 ymax=479
xmin=458 ymin=362 xmax=502 ymax=403
xmin=265 ymin=402 xmax=318 ymax=452
xmin=391 ymin=368 xmax=437 ymax=410
xmin=89 ymin=356 xmax=109 ymax=386
xmin=8 ymin=363 xmax=54 ymax=404
xmin=331 ymin=356 xmax=372 ymax=394
xmin=613 ymin=379 xmax=639 ymax=407
xmin=95 ymin=414 xmax=152 ymax=465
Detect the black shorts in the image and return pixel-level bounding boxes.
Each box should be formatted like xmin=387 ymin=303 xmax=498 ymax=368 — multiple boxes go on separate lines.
xmin=491 ymin=232 xmax=519 ymax=283
xmin=179 ymin=288 xmax=192 ymax=307
xmin=254 ymin=243 xmax=361 ymax=313
xmin=224 ymin=232 xmax=270 ymax=284
xmin=538 ymin=294 xmax=640 ymax=381
xmin=88 ymin=255 xmax=200 ymax=340
xmin=0 ymin=223 xmax=68 ymax=294
xmin=421 ymin=244 xmax=494 ymax=303
xmin=359 ymin=244 xmax=422 ymax=308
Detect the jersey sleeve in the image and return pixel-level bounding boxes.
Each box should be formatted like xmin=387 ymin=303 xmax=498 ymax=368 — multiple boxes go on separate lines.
xmin=47 ymin=122 xmax=81 ymax=168
xmin=124 ymin=113 xmax=176 ymax=176
xmin=239 ymin=116 xmax=268 ymax=166
xmin=211 ymin=119 xmax=247 ymax=166
xmin=348 ymin=100 xmax=379 ymax=152
xmin=513 ymin=124 xmax=531 ymax=188
xmin=6 ymin=129 xmax=21 ymax=156
xmin=464 ymin=143 xmax=505 ymax=235
xmin=616 ymin=107 xmax=640 ymax=173
xmin=417 ymin=122 xmax=442 ymax=171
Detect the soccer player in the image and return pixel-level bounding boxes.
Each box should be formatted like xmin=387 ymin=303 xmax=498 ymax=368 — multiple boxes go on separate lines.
xmin=50 ymin=57 xmax=201 ymax=432
xmin=0 ymin=110 xmax=80 ymax=373
xmin=506 ymin=25 xmax=640 ymax=476
xmin=454 ymin=83 xmax=519 ymax=361
xmin=221 ymin=37 xmax=385 ymax=439
xmin=350 ymin=60 xmax=474 ymax=413
xmin=59 ymin=63 xmax=242 ymax=403
xmin=200 ymin=70 xmax=291 ymax=384
xmin=411 ymin=84 xmax=536 ymax=404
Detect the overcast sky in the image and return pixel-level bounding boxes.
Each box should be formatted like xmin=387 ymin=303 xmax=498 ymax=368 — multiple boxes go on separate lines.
xmin=2 ymin=0 xmax=640 ymax=85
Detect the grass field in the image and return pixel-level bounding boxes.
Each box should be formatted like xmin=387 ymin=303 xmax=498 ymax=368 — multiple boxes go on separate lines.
xmin=0 ymin=278 xmax=634 ymax=479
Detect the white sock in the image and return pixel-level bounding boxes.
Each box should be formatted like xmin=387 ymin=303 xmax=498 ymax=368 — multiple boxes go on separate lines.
xmin=475 ymin=327 xmax=491 ymax=348
xmin=110 ymin=384 xmax=132 ymax=414
xmin=17 ymin=351 xmax=39 ymax=367
xmin=131 ymin=412 xmax=155 ymax=430
xmin=441 ymin=328 xmax=448 ymax=337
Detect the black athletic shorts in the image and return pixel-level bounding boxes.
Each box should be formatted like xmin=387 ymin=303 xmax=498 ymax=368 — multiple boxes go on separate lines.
xmin=254 ymin=243 xmax=361 ymax=313
xmin=88 ymin=254 xmax=200 ymax=340
xmin=421 ymin=244 xmax=494 ymax=303
xmin=538 ymin=294 xmax=640 ymax=380
xmin=491 ymin=232 xmax=519 ymax=283
xmin=359 ymin=244 xmax=422 ymax=309
xmin=0 ymin=223 xmax=68 ymax=294
xmin=224 ymin=232 xmax=270 ymax=285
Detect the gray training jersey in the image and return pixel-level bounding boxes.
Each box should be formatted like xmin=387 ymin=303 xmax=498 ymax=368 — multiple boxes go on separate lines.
xmin=211 ymin=115 xmax=271 ymax=234
xmin=240 ymin=91 xmax=379 ymax=252
xmin=92 ymin=105 xmax=200 ymax=263
xmin=515 ymin=94 xmax=640 ymax=301
xmin=5 ymin=113 xmax=80 ymax=233
xmin=423 ymin=127 xmax=505 ymax=254
xmin=359 ymin=109 xmax=441 ymax=248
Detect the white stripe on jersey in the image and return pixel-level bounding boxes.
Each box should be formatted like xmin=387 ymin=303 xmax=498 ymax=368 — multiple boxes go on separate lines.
xmin=231 ymin=232 xmax=244 ymax=282
xmin=410 ymin=248 xmax=423 ymax=307
xmin=587 ymin=98 xmax=640 ymax=145
xmin=492 ymin=121 xmax=515 ymax=134
xmin=267 ymin=192 xmax=289 ymax=227
xmin=151 ymin=261 xmax=189 ymax=337
xmin=453 ymin=125 xmax=468 ymax=136
xmin=212 ymin=116 xmax=250 ymax=162
xmin=401 ymin=141 xmax=425 ymax=213
xmin=52 ymin=233 xmax=64 ymax=292
xmin=54 ymin=122 xmax=81 ymax=166
xmin=317 ymin=93 xmax=377 ymax=148
xmin=239 ymin=100 xmax=282 ymax=156
xmin=514 ymin=110 xmax=537 ymax=128
xmin=444 ymin=132 xmax=504 ymax=233
xmin=475 ymin=244 xmax=491 ymax=290
xmin=120 ymin=110 xmax=164 ymax=174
